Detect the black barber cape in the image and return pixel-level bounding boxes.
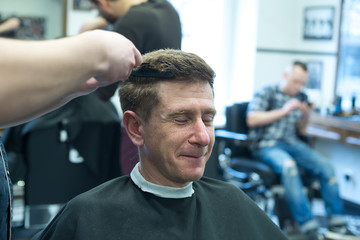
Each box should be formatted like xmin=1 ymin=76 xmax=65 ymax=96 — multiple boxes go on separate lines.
xmin=34 ymin=176 xmax=288 ymax=240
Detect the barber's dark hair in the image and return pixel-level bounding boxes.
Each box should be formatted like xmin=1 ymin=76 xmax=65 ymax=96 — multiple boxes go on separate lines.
xmin=119 ymin=49 xmax=215 ymax=121
xmin=293 ymin=61 xmax=308 ymax=72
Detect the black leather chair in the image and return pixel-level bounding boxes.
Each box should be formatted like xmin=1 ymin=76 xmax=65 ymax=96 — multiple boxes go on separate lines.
xmin=214 ymin=102 xmax=318 ymax=231
xmin=214 ymin=103 xmax=279 ymax=222
xmin=3 ymin=92 xmax=122 ymax=231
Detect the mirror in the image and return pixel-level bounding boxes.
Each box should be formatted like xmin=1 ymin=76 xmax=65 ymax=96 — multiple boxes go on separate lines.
xmin=336 ymin=0 xmax=360 ymax=112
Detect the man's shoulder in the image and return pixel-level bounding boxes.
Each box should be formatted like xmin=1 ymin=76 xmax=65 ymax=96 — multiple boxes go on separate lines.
xmin=196 ymin=176 xmax=230 ymax=185
xmin=250 ymin=85 xmax=276 ymax=102
xmin=258 ymin=84 xmax=278 ymax=95
xmin=114 ymin=0 xmax=174 ymax=33
xmin=194 ymin=177 xmax=273 ymax=215
xmin=70 ymin=176 xmax=131 ymax=203
xmin=248 ymin=85 xmax=277 ymax=110
xmin=126 ymin=0 xmax=176 ymax=17
xmin=195 ymin=176 xmax=243 ymax=195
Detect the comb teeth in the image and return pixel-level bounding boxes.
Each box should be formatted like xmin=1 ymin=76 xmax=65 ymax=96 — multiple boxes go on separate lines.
xmin=130 ymin=62 xmax=175 ymax=79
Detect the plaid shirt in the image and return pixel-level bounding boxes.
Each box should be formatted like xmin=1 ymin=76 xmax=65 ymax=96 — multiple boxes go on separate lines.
xmin=247 ymin=85 xmax=306 ymax=149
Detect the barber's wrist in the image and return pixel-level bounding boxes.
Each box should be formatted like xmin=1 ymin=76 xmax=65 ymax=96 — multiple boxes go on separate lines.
xmin=79 ymin=30 xmax=109 ymax=78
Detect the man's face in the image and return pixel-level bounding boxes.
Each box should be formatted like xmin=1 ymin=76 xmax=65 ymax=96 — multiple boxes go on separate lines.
xmin=139 ymin=81 xmax=216 ymax=187
xmin=284 ymin=65 xmax=309 ymax=96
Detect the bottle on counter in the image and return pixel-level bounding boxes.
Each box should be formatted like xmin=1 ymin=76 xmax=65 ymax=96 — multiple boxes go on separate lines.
xmin=351 ymin=95 xmax=357 ymax=115
xmin=333 ymin=95 xmax=342 ymax=116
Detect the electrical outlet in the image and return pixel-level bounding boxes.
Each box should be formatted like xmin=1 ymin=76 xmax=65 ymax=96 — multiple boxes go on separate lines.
xmin=343 ymin=169 xmax=355 ymax=184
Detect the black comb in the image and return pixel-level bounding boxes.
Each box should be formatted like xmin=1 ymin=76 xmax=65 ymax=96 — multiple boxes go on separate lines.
xmin=130 ymin=63 xmax=175 ymax=78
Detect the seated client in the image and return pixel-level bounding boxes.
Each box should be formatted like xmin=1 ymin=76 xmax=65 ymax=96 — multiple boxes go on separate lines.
xmin=33 ymin=49 xmax=288 ymax=240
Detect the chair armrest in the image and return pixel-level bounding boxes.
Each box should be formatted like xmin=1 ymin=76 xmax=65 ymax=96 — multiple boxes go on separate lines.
xmin=215 ymin=129 xmax=248 ymax=141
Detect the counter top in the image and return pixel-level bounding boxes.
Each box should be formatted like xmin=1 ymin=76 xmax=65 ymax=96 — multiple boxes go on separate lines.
xmin=305 ymin=113 xmax=360 ymax=147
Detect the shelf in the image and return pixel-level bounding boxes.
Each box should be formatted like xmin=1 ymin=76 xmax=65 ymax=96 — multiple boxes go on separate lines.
xmin=305 ymin=113 xmax=360 ymax=147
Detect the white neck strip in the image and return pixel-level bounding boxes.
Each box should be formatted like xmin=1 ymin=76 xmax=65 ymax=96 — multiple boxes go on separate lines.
xmin=130 ymin=162 xmax=194 ymax=199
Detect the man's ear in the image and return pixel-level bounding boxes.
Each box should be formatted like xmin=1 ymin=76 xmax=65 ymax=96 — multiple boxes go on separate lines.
xmin=122 ymin=111 xmax=144 ymax=146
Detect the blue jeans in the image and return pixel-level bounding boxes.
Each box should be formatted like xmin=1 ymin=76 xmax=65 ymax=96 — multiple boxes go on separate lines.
xmin=253 ymin=140 xmax=343 ymax=226
xmin=0 ymin=139 xmax=12 ymax=240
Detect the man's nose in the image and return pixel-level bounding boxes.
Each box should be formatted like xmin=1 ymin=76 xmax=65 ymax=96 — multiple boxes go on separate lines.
xmin=189 ymin=119 xmax=211 ymax=146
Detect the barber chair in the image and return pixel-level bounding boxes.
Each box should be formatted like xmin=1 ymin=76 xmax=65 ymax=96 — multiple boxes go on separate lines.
xmin=214 ymin=102 xmax=319 ymax=232
xmin=3 ymin=93 xmax=121 ymax=233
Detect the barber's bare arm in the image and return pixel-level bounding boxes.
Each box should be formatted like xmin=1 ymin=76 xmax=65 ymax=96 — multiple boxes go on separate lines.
xmin=247 ymin=99 xmax=302 ymax=128
xmin=0 ymin=30 xmax=142 ymax=128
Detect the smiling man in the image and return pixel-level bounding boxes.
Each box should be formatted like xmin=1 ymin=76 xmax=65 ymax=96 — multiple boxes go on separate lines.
xmin=34 ymin=49 xmax=288 ymax=240
xmin=124 ymin=79 xmax=216 ymax=188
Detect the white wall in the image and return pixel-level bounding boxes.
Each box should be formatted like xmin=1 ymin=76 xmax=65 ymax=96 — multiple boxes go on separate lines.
xmin=254 ymin=0 xmax=341 ymax=109
xmin=65 ymin=0 xmax=99 ymax=36
xmin=314 ymin=139 xmax=360 ymax=205
xmin=170 ymin=0 xmax=258 ymax=127
xmin=257 ymin=0 xmax=340 ymax=52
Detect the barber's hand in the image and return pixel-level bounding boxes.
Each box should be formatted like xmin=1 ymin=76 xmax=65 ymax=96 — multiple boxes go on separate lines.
xmin=84 ymin=30 xmax=142 ymax=90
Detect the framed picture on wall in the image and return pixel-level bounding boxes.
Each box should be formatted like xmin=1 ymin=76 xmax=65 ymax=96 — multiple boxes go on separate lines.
xmin=303 ymin=6 xmax=334 ymax=40
xmin=73 ymin=0 xmax=93 ymax=10
xmin=16 ymin=16 xmax=46 ymax=40
xmin=306 ymin=61 xmax=323 ymax=90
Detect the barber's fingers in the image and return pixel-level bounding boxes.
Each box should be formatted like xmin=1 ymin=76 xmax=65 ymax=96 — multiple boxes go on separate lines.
xmin=76 ymin=77 xmax=99 ymax=95
xmin=133 ymin=47 xmax=142 ymax=66
xmin=64 ymin=77 xmax=98 ymax=101
xmin=101 ymin=33 xmax=142 ymax=82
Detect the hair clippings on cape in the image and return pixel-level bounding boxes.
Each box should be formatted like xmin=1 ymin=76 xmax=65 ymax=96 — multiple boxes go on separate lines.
xmin=130 ymin=63 xmax=175 ymax=78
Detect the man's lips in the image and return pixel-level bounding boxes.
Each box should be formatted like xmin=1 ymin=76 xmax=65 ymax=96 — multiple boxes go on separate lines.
xmin=180 ymin=151 xmax=208 ymax=159
xmin=182 ymin=154 xmax=203 ymax=158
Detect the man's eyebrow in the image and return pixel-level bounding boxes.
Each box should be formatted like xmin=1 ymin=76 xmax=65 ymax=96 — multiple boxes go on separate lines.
xmin=167 ymin=110 xmax=190 ymax=117
xmin=205 ymin=108 xmax=217 ymax=115
xmin=168 ymin=108 xmax=217 ymax=116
